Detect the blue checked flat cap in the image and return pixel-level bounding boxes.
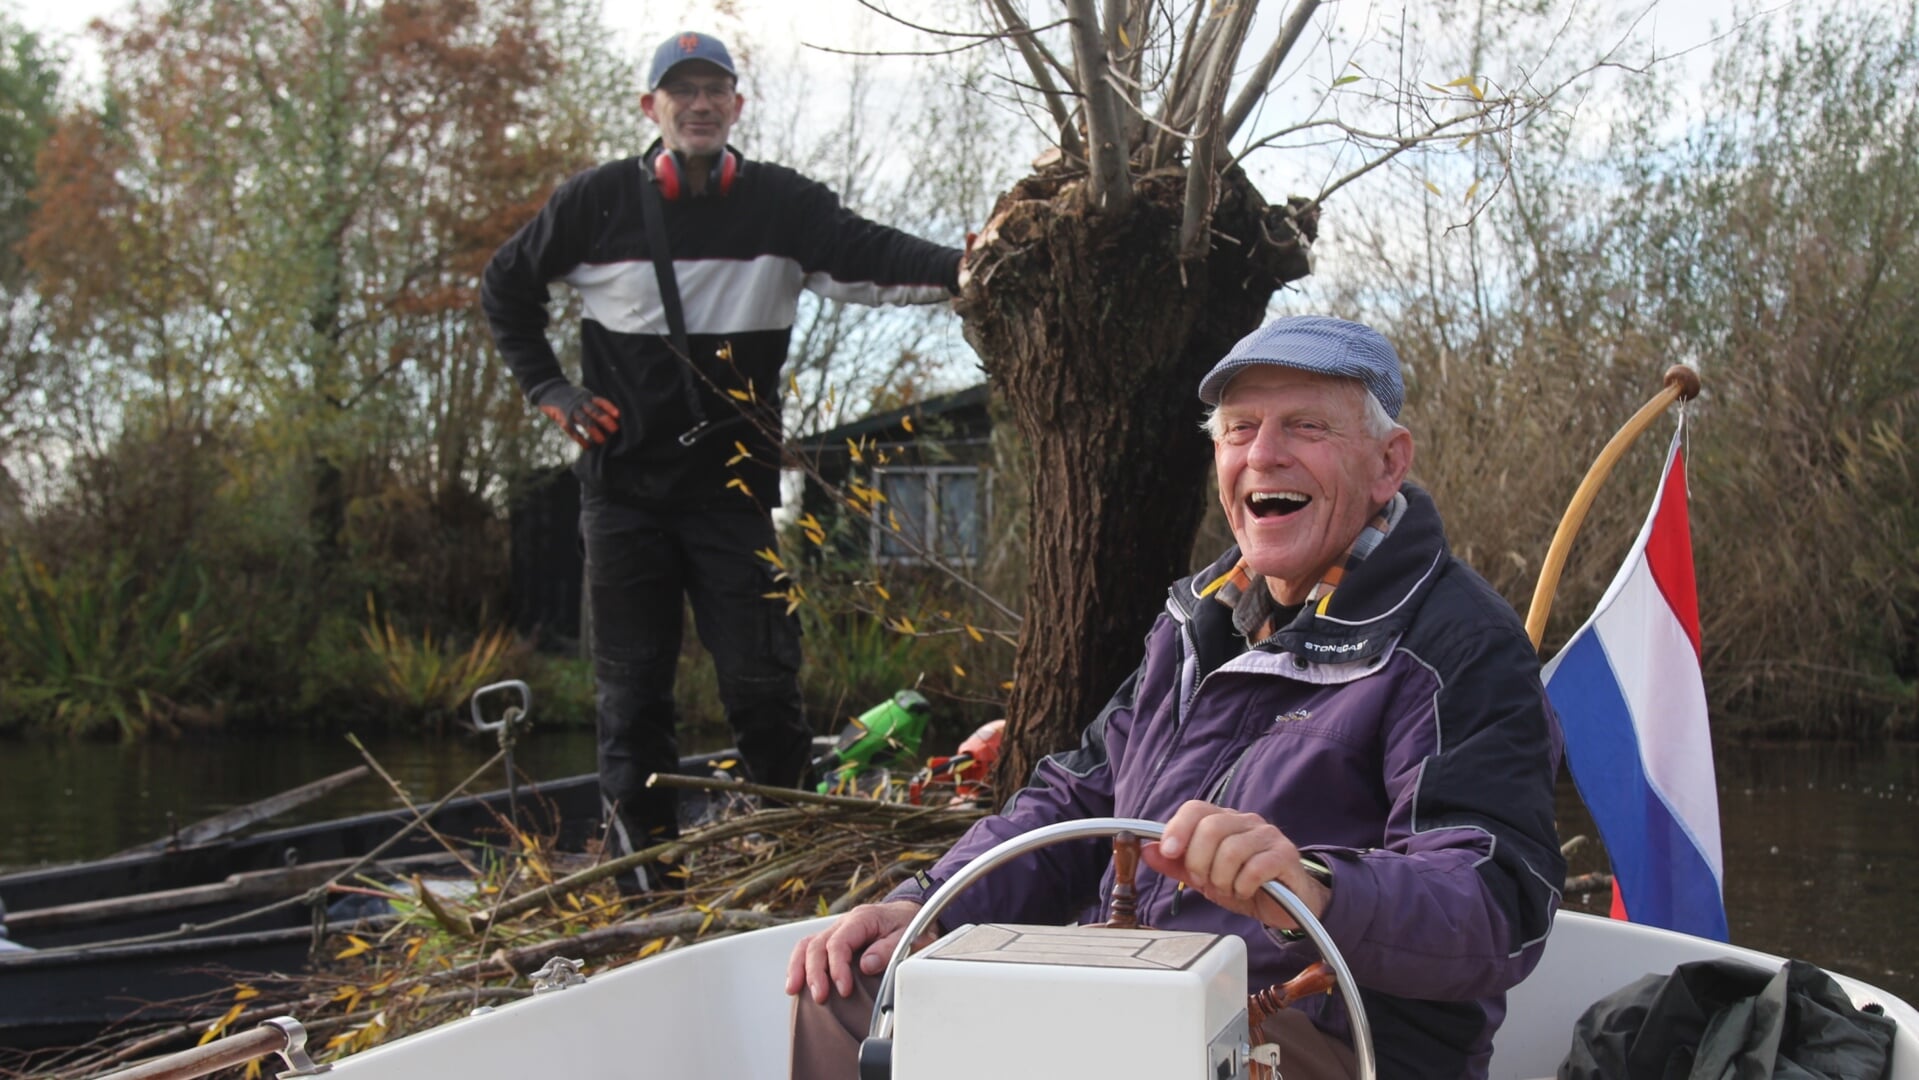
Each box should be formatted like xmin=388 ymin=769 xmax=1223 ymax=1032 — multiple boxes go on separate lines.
xmin=649 ymin=31 xmax=737 ymax=90
xmin=1197 ymin=315 xmax=1405 ymax=419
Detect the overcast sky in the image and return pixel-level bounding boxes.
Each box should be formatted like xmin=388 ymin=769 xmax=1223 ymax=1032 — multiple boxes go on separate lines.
xmin=3 ymin=0 xmax=1821 ymax=307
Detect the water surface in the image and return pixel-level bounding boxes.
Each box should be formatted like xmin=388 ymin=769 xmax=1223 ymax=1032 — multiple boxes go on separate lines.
xmin=3 ymin=733 xmax=1913 ymax=1002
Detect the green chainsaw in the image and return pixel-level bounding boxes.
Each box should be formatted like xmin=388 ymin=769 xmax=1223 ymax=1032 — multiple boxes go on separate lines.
xmin=811 ymin=689 xmax=932 ymax=793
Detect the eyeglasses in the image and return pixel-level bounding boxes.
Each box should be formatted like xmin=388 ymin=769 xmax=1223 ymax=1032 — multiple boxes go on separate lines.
xmin=659 ymin=81 xmax=736 ymax=105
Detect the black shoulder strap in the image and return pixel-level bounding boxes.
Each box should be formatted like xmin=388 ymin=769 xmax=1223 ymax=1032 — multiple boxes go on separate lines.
xmin=636 ymin=161 xmax=708 ymax=434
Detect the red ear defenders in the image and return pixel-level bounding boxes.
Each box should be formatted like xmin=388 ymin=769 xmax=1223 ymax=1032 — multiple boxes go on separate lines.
xmin=652 ymin=148 xmax=737 ymax=200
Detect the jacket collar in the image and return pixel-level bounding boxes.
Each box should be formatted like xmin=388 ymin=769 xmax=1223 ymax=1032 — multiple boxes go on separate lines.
xmin=1171 ymin=483 xmax=1450 ymax=671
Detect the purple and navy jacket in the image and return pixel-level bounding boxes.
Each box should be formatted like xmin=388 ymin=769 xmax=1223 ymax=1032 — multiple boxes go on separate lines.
xmin=890 ymin=484 xmax=1566 ymax=1079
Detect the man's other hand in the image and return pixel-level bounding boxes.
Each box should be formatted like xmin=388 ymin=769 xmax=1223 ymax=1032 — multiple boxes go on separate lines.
xmin=784 ymin=900 xmax=931 ymax=1004
xmin=533 ymin=383 xmax=621 ymax=448
xmin=1141 ymin=800 xmax=1330 ymax=931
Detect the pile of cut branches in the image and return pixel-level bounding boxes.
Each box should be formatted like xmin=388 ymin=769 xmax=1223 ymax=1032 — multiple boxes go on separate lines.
xmin=9 ymin=775 xmax=980 ymax=1080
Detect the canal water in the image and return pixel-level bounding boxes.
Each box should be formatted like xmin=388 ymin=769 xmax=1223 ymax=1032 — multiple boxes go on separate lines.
xmin=2 ymin=732 xmax=1915 ymax=1003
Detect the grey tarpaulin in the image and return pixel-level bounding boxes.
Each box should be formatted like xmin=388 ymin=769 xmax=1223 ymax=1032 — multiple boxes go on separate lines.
xmin=1560 ymin=957 xmax=1896 ymax=1079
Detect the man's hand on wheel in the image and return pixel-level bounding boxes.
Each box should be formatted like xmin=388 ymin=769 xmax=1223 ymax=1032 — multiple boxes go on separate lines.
xmin=784 ymin=900 xmax=934 ymax=1004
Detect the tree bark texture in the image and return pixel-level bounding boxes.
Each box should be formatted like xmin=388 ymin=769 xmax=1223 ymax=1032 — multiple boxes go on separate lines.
xmin=957 ymin=165 xmax=1316 ymax=806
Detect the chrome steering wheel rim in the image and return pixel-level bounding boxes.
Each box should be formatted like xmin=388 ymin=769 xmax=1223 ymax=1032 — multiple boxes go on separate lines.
xmin=863 ymin=816 xmax=1376 ymax=1080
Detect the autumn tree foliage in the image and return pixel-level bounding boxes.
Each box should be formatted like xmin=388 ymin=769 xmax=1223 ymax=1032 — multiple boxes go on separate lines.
xmin=11 ymin=0 xmax=641 ymax=727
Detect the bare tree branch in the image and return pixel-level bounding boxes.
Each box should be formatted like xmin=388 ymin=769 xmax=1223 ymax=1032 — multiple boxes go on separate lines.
xmin=1149 ymin=0 xmax=1214 ymax=168
xmin=1101 ymin=0 xmax=1141 ymax=144
xmin=845 ymin=0 xmax=1022 ymax=41
xmin=987 ymin=0 xmax=1086 ymax=160
xmin=1063 ymin=0 xmax=1134 ymax=211
xmin=1219 ymin=0 xmax=1322 ymax=151
xmin=1178 ymin=0 xmax=1260 ymax=258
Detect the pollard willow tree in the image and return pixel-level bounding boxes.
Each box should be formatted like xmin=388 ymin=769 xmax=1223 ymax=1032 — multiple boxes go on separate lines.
xmin=927 ymin=0 xmax=1609 ymax=796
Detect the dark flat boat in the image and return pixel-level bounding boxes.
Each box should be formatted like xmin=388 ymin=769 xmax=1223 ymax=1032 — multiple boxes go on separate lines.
xmin=0 ymin=757 xmax=742 ymax=1052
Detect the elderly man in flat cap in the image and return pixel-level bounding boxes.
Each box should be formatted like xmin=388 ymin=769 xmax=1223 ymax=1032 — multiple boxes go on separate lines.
xmin=786 ymin=315 xmax=1566 ymax=1080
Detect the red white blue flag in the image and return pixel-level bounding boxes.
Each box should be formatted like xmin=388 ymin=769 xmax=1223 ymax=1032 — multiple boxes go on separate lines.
xmin=1542 ymin=427 xmax=1728 ymax=941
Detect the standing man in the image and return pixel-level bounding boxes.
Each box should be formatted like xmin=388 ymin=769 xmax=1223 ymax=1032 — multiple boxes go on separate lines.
xmin=483 ymin=32 xmax=963 ymax=888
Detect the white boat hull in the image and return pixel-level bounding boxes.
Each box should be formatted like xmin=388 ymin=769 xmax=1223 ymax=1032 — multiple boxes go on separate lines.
xmin=325 ymin=912 xmax=1919 ymax=1079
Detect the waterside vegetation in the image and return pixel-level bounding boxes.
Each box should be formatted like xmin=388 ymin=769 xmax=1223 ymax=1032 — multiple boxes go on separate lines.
xmin=0 ymin=1 xmax=1912 ymax=744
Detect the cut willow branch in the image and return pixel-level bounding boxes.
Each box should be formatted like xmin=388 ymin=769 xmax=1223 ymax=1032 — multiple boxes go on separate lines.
xmin=986 ymin=0 xmax=1085 ymax=160
xmin=1178 ymin=0 xmax=1261 ymax=258
xmin=1219 ymin=0 xmax=1322 ymax=151
xmin=1063 ymin=0 xmax=1133 ymax=213
xmin=493 ymin=909 xmax=793 ymax=974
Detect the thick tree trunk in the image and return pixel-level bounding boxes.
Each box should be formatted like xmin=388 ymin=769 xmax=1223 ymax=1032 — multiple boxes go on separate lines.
xmin=957 ymin=165 xmax=1314 ymax=806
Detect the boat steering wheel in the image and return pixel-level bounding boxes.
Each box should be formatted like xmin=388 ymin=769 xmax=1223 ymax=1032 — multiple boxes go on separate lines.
xmin=859 ymin=816 xmax=1377 ymax=1079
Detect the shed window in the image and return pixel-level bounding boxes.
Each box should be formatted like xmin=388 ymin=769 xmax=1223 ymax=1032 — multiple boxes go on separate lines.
xmin=873 ymin=467 xmax=985 ymax=564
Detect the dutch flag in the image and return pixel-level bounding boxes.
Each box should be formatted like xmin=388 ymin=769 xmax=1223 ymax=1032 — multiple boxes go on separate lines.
xmin=1541 ymin=427 xmax=1728 ymax=942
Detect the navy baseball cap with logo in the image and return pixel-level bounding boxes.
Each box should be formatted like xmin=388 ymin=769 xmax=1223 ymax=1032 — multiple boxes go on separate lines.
xmin=1197 ymin=315 xmax=1406 ymax=420
xmin=648 ymin=31 xmax=738 ymax=90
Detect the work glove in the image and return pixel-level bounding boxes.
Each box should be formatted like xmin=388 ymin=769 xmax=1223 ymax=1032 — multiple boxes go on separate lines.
xmin=531 ymin=381 xmax=621 ymax=449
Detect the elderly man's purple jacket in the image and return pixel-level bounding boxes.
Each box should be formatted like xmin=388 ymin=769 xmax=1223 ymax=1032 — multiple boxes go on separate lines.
xmin=889 ymin=484 xmax=1566 ymax=1079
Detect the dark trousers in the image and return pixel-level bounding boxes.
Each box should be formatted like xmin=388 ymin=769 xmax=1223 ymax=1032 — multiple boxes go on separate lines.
xmin=581 ymin=490 xmax=810 ymax=847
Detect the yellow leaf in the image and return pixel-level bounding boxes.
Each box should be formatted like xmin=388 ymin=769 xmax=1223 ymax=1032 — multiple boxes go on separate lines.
xmin=330 ymin=985 xmax=360 ymax=1003
xmin=407 ymin=984 xmax=432 ymax=998
xmin=901 ymin=416 xmax=914 ymax=433
xmin=965 ymin=624 xmax=983 ymax=643
xmin=567 ymin=892 xmax=583 ymax=911
xmin=888 ymin=510 xmax=900 ymax=532
xmin=1445 ymin=74 xmax=1477 ymax=87
xmin=1118 ymin=23 xmax=1131 ymax=47
xmin=405 ymin=936 xmax=425 ymax=962
xmin=1464 ymin=179 xmax=1481 ymax=204
xmin=816 ymin=895 xmax=830 ymax=916
xmin=896 ymin=851 xmax=940 ymax=862
xmin=846 ymin=437 xmax=864 ymax=464
xmin=718 ymin=758 xmax=738 ymax=769
xmin=798 ymin=512 xmax=823 ymax=533
xmin=727 ymin=389 xmax=752 ymax=401
xmin=244 ymin=1060 xmax=263 ymax=1080
xmin=1000 ymin=680 xmax=1015 ymax=691
xmin=1423 ymin=179 xmax=1442 ymax=197
xmin=873 ymin=582 xmax=891 ymax=600
xmin=639 ymin=938 xmax=666 ymax=958
xmin=755 ymin=547 xmax=786 ymax=570
xmin=335 ymin=935 xmax=371 ymax=960
xmin=892 ymin=616 xmax=917 ymax=635
xmin=726 ymin=477 xmax=754 ymax=498
xmin=199 ymin=1002 xmax=245 ymax=1045
xmin=233 ymin=985 xmax=260 ymax=1002
xmin=789 ymin=374 xmax=800 ymax=396
xmin=1469 ymin=80 xmax=1485 ymax=101
xmin=698 ymin=910 xmax=717 ymax=935
xmin=716 ymin=341 xmax=734 ymax=363
xmin=952 ymin=664 xmax=967 ymax=677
